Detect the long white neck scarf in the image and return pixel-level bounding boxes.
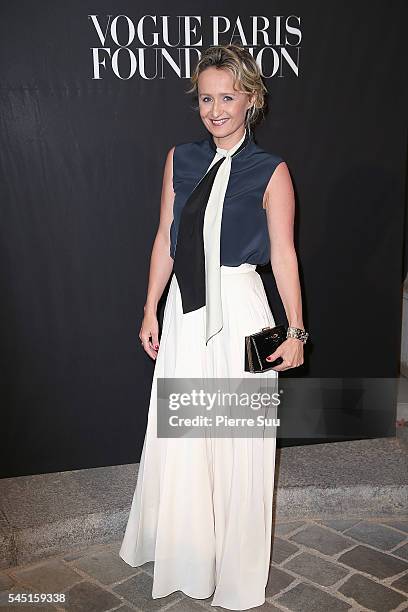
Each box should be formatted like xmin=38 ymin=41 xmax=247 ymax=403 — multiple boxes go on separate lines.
xmin=203 ymin=128 xmax=247 ymax=345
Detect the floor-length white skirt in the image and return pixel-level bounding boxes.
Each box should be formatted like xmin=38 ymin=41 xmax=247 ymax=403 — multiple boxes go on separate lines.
xmin=119 ymin=263 xmax=279 ymax=610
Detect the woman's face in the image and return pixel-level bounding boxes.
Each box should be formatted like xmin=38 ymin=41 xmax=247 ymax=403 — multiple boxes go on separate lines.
xmin=197 ymin=66 xmax=254 ymax=140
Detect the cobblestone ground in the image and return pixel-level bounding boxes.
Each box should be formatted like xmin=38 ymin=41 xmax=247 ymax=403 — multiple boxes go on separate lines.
xmin=0 ymin=517 xmax=407 ymax=612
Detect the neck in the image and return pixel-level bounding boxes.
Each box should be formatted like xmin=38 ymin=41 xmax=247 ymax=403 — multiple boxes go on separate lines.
xmin=208 ymin=126 xmax=251 ymax=153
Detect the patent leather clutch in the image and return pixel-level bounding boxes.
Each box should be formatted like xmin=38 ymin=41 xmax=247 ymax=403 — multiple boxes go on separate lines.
xmin=244 ymin=325 xmax=287 ymax=373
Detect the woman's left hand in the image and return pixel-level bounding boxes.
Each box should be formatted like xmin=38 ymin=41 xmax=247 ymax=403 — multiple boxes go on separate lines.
xmin=266 ymin=337 xmax=304 ymax=371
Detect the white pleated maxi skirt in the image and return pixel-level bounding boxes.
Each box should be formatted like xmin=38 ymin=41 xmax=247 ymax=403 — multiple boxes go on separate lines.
xmin=119 ymin=263 xmax=279 ymax=610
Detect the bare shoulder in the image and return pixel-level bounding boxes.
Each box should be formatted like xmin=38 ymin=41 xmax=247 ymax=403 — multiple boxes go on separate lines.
xmin=266 ymin=160 xmax=292 ymax=192
xmin=162 ymin=146 xmax=176 ymax=194
xmin=167 ymin=145 xmax=176 ymax=158
xmin=164 ymin=145 xmax=176 ymax=167
xmin=263 ymin=160 xmax=294 ymax=210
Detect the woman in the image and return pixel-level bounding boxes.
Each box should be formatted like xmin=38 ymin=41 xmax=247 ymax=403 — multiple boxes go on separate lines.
xmin=119 ymin=44 xmax=308 ymax=610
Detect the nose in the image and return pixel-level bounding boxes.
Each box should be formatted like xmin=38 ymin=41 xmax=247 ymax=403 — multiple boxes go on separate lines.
xmin=212 ymin=100 xmax=222 ymax=117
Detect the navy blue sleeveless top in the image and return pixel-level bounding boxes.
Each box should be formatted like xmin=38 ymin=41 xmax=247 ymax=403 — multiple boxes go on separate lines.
xmin=170 ymin=131 xmax=284 ymax=266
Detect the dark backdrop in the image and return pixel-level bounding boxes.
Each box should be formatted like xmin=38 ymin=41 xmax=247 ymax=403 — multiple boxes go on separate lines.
xmin=1 ymin=0 xmax=407 ymax=477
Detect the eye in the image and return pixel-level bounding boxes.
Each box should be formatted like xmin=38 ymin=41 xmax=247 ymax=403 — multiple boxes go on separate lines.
xmin=200 ymin=96 xmax=234 ymax=103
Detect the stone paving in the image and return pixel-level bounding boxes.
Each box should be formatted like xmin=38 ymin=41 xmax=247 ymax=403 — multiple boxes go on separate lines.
xmin=0 ymin=517 xmax=407 ymax=612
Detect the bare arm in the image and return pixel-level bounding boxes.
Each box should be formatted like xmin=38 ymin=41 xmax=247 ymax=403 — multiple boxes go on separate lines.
xmin=263 ymin=161 xmax=304 ymax=329
xmin=139 ymin=146 xmax=175 ymax=358
xmin=263 ymin=161 xmax=305 ymax=370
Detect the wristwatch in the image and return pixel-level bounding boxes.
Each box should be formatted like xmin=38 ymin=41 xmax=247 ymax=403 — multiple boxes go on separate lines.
xmin=286 ymin=326 xmax=309 ymax=344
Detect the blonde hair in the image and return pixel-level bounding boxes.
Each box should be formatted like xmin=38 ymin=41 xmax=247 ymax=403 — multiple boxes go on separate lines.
xmin=186 ymin=44 xmax=268 ymax=129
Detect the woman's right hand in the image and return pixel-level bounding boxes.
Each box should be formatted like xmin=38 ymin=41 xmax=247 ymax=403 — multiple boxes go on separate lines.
xmin=139 ymin=312 xmax=160 ymax=360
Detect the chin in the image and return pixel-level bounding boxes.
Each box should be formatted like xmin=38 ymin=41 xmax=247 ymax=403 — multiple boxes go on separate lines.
xmin=208 ymin=124 xmax=237 ymax=137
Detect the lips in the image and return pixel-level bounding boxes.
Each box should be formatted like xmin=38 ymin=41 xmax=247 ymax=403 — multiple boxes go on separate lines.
xmin=211 ymin=118 xmax=229 ymax=126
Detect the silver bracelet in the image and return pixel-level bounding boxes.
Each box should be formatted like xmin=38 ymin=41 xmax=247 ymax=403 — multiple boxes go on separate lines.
xmin=286 ymin=326 xmax=309 ymax=344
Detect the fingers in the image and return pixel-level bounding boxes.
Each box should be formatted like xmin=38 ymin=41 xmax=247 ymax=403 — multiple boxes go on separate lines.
xmin=266 ymin=352 xmax=280 ymax=363
xmin=139 ymin=331 xmax=159 ymax=360
xmin=266 ymin=338 xmax=304 ymax=371
xmin=265 ymin=354 xmax=285 ymax=371
xmin=266 ymin=354 xmax=304 ymax=371
xmin=151 ymin=334 xmax=159 ymax=351
xmin=272 ymin=359 xmax=304 ymax=371
xmin=140 ymin=336 xmax=157 ymax=360
xmin=269 ymin=360 xmax=287 ymax=371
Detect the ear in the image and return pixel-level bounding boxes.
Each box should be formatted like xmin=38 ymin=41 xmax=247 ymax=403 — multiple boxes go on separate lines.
xmin=248 ymin=92 xmax=256 ymax=108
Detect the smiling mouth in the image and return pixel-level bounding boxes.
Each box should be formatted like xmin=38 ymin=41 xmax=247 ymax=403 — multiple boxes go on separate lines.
xmin=210 ymin=118 xmax=229 ymax=125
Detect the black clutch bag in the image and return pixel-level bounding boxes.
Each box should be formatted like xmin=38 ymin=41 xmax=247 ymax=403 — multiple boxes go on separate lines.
xmin=244 ymin=324 xmax=287 ymax=373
